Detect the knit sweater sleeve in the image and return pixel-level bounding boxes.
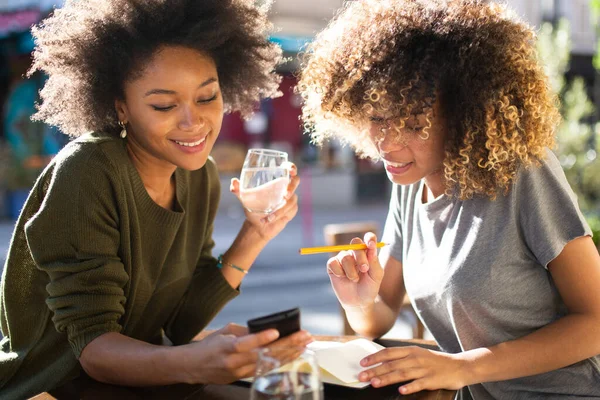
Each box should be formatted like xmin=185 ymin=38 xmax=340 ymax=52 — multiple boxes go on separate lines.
xmin=164 ymin=159 xmax=239 ymax=345
xmin=24 ymin=144 xmax=128 ymax=358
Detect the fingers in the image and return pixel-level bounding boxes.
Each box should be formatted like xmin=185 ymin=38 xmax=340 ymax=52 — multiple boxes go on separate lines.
xmin=282 ymin=161 xmax=298 ymax=176
xmin=285 ymin=174 xmax=300 ymax=200
xmin=327 ymin=256 xmax=345 ymax=278
xmin=219 ymin=323 xmax=249 ymax=337
xmin=363 ymin=232 xmax=384 ymax=282
xmin=360 ymin=347 xmax=412 ymax=367
xmin=283 ymin=162 xmax=300 ymax=200
xmin=351 ymin=237 xmax=370 ymax=274
xmin=340 ymin=247 xmax=361 ymax=282
xmin=230 ymin=178 xmax=241 ymax=197
xmin=269 ymin=330 xmax=313 ymax=349
xmin=229 ymin=329 xmax=280 ymax=353
xmin=366 ymin=366 xmax=424 ymax=388
xmin=263 ymin=194 xmax=298 ymax=224
xmin=327 ymin=250 xmax=359 ymax=280
xmin=399 ymin=378 xmax=431 ymax=395
xmin=281 ymin=161 xmax=299 ymax=200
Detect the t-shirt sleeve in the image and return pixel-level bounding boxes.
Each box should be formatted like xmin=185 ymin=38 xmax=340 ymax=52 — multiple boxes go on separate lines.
xmin=382 ymin=184 xmax=404 ymax=263
xmin=163 ymin=159 xmax=239 ymax=345
xmin=24 ymin=147 xmax=128 ymax=358
xmin=515 ymin=149 xmax=592 ymax=268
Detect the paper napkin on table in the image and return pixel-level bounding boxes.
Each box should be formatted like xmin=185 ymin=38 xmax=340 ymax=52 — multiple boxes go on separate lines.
xmin=307 ymin=338 xmax=385 ymax=388
xmin=242 ymin=338 xmax=385 ymax=389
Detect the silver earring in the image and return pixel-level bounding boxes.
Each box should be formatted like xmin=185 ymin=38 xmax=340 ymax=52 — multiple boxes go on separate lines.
xmin=118 ymin=121 xmax=127 ymax=139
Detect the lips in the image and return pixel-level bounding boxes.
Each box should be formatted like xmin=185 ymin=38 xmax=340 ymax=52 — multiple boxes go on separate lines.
xmin=383 ymin=160 xmax=410 ymax=168
xmin=383 ymin=159 xmax=413 ymax=175
xmin=172 ymin=136 xmax=206 ymax=147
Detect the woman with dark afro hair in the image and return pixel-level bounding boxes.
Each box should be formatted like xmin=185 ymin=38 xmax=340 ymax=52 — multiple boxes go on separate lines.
xmin=298 ymin=0 xmax=600 ymax=398
xmin=0 ymin=0 xmax=311 ymax=398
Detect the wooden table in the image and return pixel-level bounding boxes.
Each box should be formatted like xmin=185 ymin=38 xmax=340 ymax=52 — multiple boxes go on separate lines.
xmin=35 ymin=336 xmax=457 ymax=400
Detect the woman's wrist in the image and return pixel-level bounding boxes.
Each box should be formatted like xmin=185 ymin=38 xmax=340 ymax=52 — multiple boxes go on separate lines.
xmin=342 ymin=300 xmax=376 ymax=314
xmin=455 ymin=347 xmax=491 ymax=387
xmin=171 ymin=343 xmax=202 ymax=384
xmin=240 ymin=219 xmax=270 ymax=246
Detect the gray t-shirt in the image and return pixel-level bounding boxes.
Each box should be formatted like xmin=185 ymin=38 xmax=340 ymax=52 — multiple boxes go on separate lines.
xmin=383 ymin=149 xmax=599 ymax=399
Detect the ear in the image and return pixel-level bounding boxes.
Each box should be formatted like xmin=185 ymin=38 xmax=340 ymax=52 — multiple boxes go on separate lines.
xmin=115 ymin=98 xmax=128 ymax=123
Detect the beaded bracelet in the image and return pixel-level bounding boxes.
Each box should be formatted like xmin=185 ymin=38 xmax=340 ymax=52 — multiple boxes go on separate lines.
xmin=216 ymin=254 xmax=248 ymax=275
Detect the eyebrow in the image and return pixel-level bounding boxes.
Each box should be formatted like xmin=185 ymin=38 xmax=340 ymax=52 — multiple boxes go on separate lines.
xmin=143 ymin=77 xmax=218 ymax=97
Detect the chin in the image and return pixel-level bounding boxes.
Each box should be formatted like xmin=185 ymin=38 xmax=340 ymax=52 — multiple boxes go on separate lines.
xmin=386 ymin=172 xmax=421 ymax=186
xmin=180 ymin=156 xmax=210 ymax=171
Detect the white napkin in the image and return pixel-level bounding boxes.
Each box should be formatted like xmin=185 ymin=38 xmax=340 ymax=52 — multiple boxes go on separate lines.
xmin=307 ymin=338 xmax=385 ymax=388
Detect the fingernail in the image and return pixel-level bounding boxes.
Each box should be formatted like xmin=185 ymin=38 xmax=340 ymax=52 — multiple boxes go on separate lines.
xmin=267 ymin=330 xmax=279 ymax=340
xmin=360 ymin=264 xmax=369 ymax=272
xmin=399 ymin=386 xmax=408 ymax=394
xmin=359 ymin=372 xmax=368 ymax=381
xmin=267 ymin=214 xmax=276 ymax=222
xmin=372 ymin=378 xmax=381 ymax=387
xmin=361 ymin=358 xmax=368 ymax=366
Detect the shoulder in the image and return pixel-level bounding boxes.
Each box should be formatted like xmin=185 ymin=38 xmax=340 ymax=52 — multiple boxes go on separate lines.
xmin=52 ymin=132 xmax=123 ymax=170
xmin=40 ymin=133 xmax=126 ymax=197
xmin=513 ymin=148 xmax=573 ymax=197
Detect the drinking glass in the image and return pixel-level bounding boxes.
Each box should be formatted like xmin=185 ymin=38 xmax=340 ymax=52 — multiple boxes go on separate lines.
xmin=250 ymin=347 xmax=323 ymax=400
xmin=239 ymin=149 xmax=290 ymax=214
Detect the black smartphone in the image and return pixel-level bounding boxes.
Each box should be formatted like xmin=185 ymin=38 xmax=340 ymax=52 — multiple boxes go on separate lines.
xmin=247 ymin=307 xmax=301 ymax=338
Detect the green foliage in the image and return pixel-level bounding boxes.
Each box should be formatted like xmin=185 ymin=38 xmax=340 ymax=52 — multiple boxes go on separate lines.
xmin=537 ymin=18 xmax=600 ymax=246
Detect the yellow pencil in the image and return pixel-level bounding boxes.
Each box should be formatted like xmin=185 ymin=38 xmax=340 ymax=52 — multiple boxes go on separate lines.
xmin=298 ymin=242 xmax=388 ymax=255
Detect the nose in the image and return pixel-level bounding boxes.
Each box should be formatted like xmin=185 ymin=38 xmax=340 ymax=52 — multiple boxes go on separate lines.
xmin=177 ymin=105 xmax=205 ymax=132
xmin=373 ymin=126 xmax=408 ymax=153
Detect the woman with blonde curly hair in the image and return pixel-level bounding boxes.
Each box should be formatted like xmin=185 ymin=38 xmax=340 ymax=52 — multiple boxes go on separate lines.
xmin=298 ymin=0 xmax=600 ymax=397
xmin=0 ymin=0 xmax=311 ymax=398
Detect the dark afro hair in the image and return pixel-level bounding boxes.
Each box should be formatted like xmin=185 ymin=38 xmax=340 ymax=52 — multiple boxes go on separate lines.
xmin=29 ymin=0 xmax=283 ymax=137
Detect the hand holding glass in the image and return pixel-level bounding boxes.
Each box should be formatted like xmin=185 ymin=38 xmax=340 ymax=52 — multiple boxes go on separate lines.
xmin=239 ymin=149 xmax=290 ymax=214
xmin=250 ymin=347 xmax=323 ymax=400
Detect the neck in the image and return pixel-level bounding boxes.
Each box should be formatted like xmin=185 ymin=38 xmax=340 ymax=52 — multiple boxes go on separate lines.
xmin=126 ymin=142 xmax=177 ymax=209
xmin=422 ymin=171 xmax=445 ymax=203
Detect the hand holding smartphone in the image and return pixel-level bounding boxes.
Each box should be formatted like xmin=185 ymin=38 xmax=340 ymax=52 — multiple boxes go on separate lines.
xmin=247 ymin=307 xmax=301 ymax=338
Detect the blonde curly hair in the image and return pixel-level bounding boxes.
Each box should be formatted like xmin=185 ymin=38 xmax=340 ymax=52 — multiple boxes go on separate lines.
xmin=297 ymin=0 xmax=560 ymax=199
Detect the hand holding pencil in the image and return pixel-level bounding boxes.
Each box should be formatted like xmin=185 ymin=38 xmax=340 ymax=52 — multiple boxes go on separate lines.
xmin=320 ymin=233 xmax=386 ymax=310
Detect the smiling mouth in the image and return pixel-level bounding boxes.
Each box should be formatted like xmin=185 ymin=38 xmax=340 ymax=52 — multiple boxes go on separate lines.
xmin=173 ymin=137 xmax=206 ymax=147
xmin=383 ymin=160 xmax=411 ymax=168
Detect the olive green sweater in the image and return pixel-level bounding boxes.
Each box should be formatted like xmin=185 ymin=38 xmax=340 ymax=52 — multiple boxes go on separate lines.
xmin=0 ymin=133 xmax=239 ymax=399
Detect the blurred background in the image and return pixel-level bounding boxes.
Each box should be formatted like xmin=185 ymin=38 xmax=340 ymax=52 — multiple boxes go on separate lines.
xmin=0 ymin=0 xmax=598 ymax=338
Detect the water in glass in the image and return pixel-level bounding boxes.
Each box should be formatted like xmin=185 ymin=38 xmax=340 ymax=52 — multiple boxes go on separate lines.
xmin=239 ymin=149 xmax=290 ymax=214
xmin=250 ymin=348 xmax=323 ymax=400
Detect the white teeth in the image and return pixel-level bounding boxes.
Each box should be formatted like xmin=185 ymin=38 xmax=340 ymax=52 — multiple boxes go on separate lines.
xmin=385 ymin=161 xmax=409 ymax=168
xmin=174 ymin=137 xmax=206 ymax=147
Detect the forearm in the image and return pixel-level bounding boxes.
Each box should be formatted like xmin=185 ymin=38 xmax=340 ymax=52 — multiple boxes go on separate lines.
xmin=344 ymin=296 xmax=399 ymax=339
xmin=463 ymin=313 xmax=600 ymax=385
xmin=220 ymin=220 xmax=269 ymax=288
xmin=80 ymin=332 xmax=192 ymax=386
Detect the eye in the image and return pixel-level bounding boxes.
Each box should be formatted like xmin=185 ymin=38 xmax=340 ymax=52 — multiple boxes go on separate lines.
xmin=198 ymin=94 xmax=218 ymax=104
xmin=369 ymin=116 xmax=385 ymax=123
xmin=152 ymin=105 xmax=175 ymax=112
